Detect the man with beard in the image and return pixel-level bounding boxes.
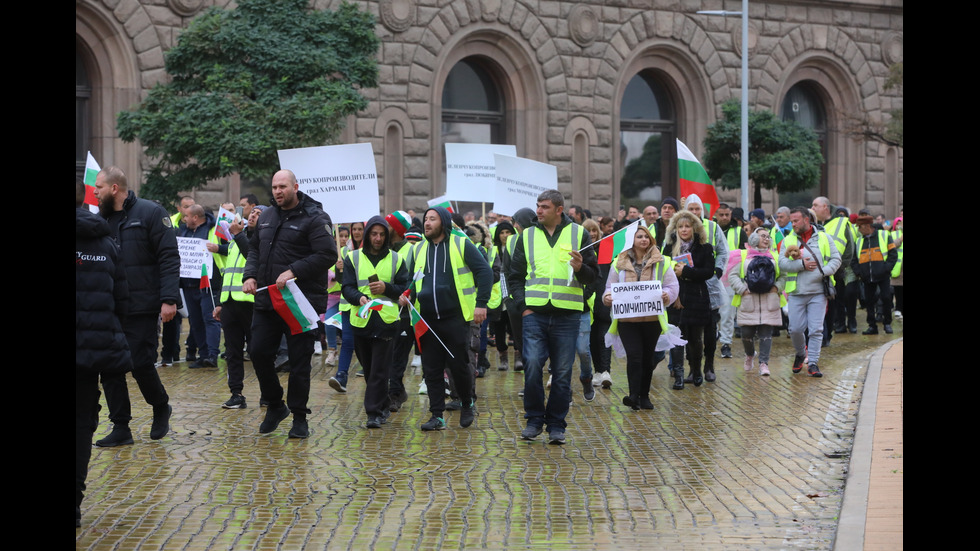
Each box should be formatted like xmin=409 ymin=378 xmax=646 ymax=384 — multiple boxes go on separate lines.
xmin=399 ymin=206 xmax=492 ymax=431
xmin=93 ymin=167 xmax=177 ymax=446
xmin=243 ymin=170 xmax=337 ymax=439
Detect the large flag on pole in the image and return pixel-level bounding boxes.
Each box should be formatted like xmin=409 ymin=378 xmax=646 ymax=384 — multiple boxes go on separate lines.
xmin=595 ymin=220 xmax=639 ymax=264
xmin=268 ymin=280 xmax=319 ymax=335
xmin=677 ymin=139 xmax=720 ymax=219
xmin=82 ymin=152 xmax=101 ymax=213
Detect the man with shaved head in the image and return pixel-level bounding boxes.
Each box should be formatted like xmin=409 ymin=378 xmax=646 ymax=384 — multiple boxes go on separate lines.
xmin=243 ymin=169 xmax=337 ymax=439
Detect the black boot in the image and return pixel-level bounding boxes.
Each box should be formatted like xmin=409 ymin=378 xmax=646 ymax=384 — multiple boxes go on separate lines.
xmin=672 ymin=367 xmax=685 ymax=390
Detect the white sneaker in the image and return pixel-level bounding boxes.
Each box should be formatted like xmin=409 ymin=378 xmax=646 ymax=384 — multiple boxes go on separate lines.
xmin=313 ymin=341 xmax=322 ymax=355
xmin=411 ymin=355 xmax=422 ymax=367
xmin=601 ymin=372 xmax=612 ymax=389
xmin=592 ymin=375 xmax=602 ymax=387
xmin=418 ymin=381 xmax=427 ymax=395
xmin=894 ymin=310 xmax=903 ymax=319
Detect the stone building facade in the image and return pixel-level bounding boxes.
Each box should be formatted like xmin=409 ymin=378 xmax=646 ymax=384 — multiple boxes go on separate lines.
xmin=77 ymin=0 xmax=903 ymax=217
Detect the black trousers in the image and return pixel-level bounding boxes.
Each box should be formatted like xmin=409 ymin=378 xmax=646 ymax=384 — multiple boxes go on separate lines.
xmin=221 ymin=299 xmax=253 ymax=395
xmin=250 ymin=309 xmax=315 ymax=415
xmin=101 ymin=314 xmax=170 ymax=424
xmin=421 ymin=314 xmax=472 ymax=415
xmin=76 ymin=370 xmax=100 ymax=509
xmin=389 ymin=317 xmax=413 ymax=399
xmin=355 ymin=335 xmax=394 ymax=417
xmin=619 ymin=321 xmax=663 ymax=398
xmin=862 ymin=279 xmax=893 ymax=326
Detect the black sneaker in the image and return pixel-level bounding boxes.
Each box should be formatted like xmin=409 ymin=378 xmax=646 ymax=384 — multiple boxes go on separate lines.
xmin=445 ymin=399 xmax=462 ymax=411
xmin=95 ymin=425 xmax=133 ymax=447
xmin=260 ymin=404 xmax=290 ymax=434
xmin=720 ymin=344 xmax=732 ymax=358
xmin=366 ymin=416 xmax=383 ymax=429
xmin=883 ymin=324 xmax=893 ymax=334
xmin=288 ymin=417 xmax=309 ymax=439
xmin=639 ymin=396 xmax=655 ymax=410
xmin=521 ymin=425 xmax=543 ymax=440
xmin=807 ymin=363 xmax=823 ymax=378
xmin=460 ymin=405 xmax=476 ymax=428
xmin=548 ymin=429 xmax=566 ymax=445
xmin=862 ymin=326 xmax=879 ymax=335
xmin=421 ymin=416 xmax=446 ymax=431
xmin=581 ymin=377 xmax=595 ymax=402
xmin=222 ymin=394 xmax=247 ymax=409
xmin=150 ymin=405 xmax=172 ymax=440
xmin=792 ymin=355 xmax=806 ymax=374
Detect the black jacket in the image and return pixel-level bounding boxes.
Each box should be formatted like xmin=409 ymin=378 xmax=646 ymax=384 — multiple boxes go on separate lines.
xmin=662 ymin=236 xmax=715 ymax=326
xmin=76 ymin=208 xmax=132 ymax=375
xmin=244 ymin=191 xmax=337 ymax=312
xmin=409 ymin=207 xmax=492 ymax=321
xmin=103 ymin=190 xmax=180 ymax=315
xmin=342 ymin=215 xmax=410 ymax=338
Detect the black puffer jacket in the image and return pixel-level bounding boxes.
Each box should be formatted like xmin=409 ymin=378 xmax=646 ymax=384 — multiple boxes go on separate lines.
xmin=76 ymin=208 xmax=132 ymax=375
xmin=103 ymin=190 xmax=180 ymax=314
xmin=663 ymin=237 xmax=715 ymax=326
xmin=244 ymin=191 xmax=337 ymax=312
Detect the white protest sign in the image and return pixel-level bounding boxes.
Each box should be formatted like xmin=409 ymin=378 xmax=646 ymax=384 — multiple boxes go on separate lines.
xmin=278 ymin=143 xmax=380 ymax=224
xmin=610 ymin=280 xmax=663 ymax=320
xmin=446 ymin=143 xmax=517 ymax=202
xmin=177 ymin=237 xmax=213 ymax=279
xmin=493 ymin=154 xmax=556 ymax=217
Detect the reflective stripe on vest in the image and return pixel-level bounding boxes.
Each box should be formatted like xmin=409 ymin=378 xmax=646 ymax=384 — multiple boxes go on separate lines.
xmin=782 ymin=231 xmax=835 ymax=293
xmin=219 ymin=239 xmax=254 ymax=303
xmin=823 ymin=217 xmax=852 ymax=254
xmin=338 ymin=246 xmax=353 ymax=312
xmin=856 ymin=230 xmax=892 ymax=265
xmin=523 ymin=224 xmax=585 ymax=310
xmin=412 ymin=235 xmax=477 ymax=321
xmin=488 ymin=246 xmax=502 ymax=310
xmin=726 ymin=227 xmax=739 ymax=251
xmin=890 ymin=230 xmax=903 ymax=278
xmin=348 ymin=249 xmax=402 ymax=328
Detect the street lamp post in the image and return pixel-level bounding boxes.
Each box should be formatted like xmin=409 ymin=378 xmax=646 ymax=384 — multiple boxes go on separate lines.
xmin=698 ymin=1 xmax=749 ymax=210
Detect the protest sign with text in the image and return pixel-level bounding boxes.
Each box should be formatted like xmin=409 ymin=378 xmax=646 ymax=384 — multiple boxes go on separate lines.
xmin=445 ymin=143 xmax=516 ymax=202
xmin=277 ymin=143 xmax=380 ymax=224
xmin=610 ymin=280 xmax=663 ymax=320
xmin=492 ymin=154 xmax=556 ymax=218
xmin=177 ymin=237 xmax=213 ymax=279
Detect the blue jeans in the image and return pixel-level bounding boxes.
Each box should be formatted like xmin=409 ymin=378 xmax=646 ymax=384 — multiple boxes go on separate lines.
xmin=522 ymin=311 xmax=578 ymax=431
xmin=324 ymin=302 xmax=339 ymax=349
xmin=576 ymin=312 xmax=592 ymax=380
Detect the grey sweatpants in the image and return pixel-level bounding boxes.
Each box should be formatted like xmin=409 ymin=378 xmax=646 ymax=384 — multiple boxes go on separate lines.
xmin=787 ymin=293 xmax=827 ymax=365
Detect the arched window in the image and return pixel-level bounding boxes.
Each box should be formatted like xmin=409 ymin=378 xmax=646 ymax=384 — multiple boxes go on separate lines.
xmin=780 ymin=81 xmax=828 ymax=206
xmin=76 ymin=40 xmax=92 ymax=181
xmin=441 ymin=58 xmax=503 ymax=146
xmin=619 ymin=72 xmax=676 ymax=204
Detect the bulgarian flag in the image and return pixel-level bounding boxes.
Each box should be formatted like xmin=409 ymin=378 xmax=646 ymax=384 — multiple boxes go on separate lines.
xmin=427 ymin=194 xmax=454 ymax=213
xmin=323 ymin=311 xmax=343 ymax=330
xmin=269 ymin=280 xmax=319 ymax=335
xmin=409 ymin=306 xmax=430 ymax=349
xmin=357 ymin=298 xmax=391 ymax=319
xmin=199 ymin=263 xmax=210 ymax=289
xmin=595 ymin=220 xmax=639 ymax=264
xmin=82 ymin=152 xmax=100 ymax=213
xmin=677 ymin=139 xmax=720 ymax=219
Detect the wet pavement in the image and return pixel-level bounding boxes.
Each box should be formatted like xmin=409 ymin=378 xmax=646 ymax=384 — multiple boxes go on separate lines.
xmin=77 ymin=322 xmax=902 ymax=550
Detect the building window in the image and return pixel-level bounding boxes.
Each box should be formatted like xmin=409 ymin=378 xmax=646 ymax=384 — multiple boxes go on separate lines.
xmin=76 ymin=43 xmax=92 ymax=181
xmin=619 ymin=72 xmax=676 ymax=204
xmin=441 ymin=58 xmax=503 ymax=146
xmin=780 ymin=81 xmax=827 ymax=205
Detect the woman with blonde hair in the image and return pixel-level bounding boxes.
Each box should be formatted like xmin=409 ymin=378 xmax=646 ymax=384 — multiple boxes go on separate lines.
xmin=603 ymin=224 xmax=678 ymax=409
xmin=661 ymin=210 xmax=715 ymax=388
